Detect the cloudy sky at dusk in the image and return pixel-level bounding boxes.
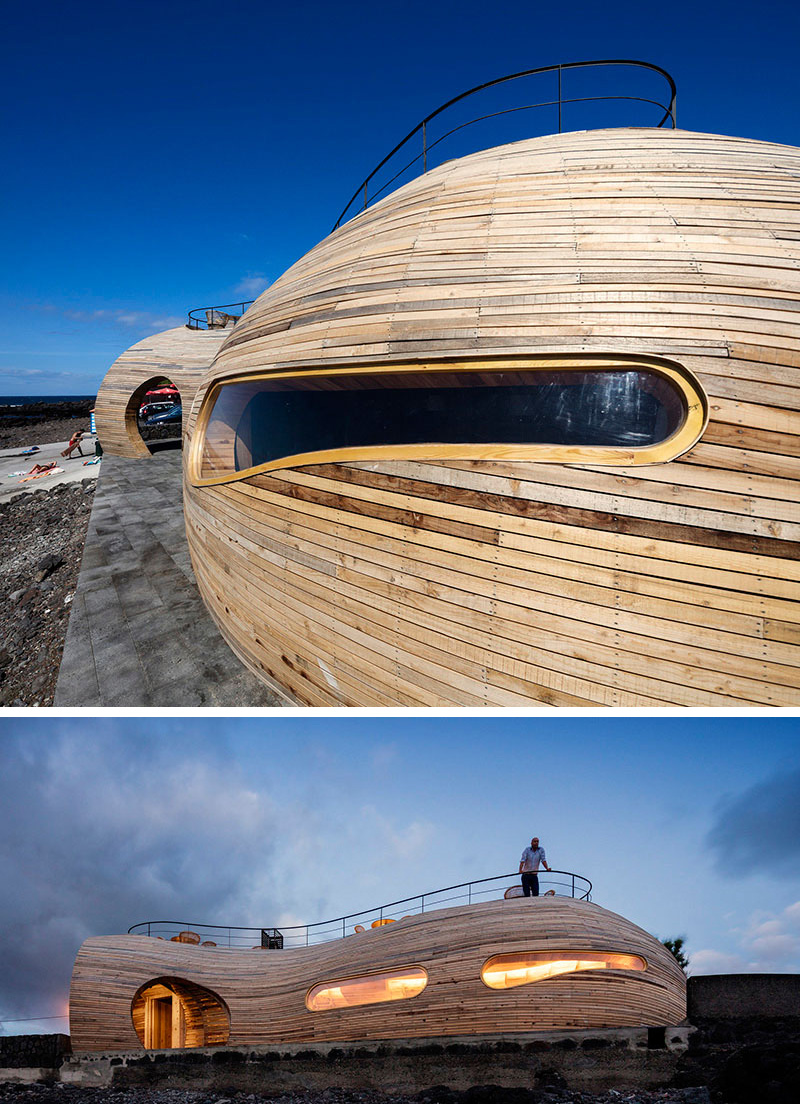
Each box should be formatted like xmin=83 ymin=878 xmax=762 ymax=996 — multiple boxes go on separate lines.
xmin=1 ymin=716 xmax=798 ymax=1036
xmin=3 ymin=0 xmax=800 ymax=394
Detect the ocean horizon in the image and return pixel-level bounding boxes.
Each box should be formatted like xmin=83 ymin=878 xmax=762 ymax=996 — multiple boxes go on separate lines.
xmin=0 ymin=394 xmax=97 ymax=405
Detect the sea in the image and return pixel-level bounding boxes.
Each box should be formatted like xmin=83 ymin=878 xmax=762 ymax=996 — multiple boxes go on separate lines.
xmin=0 ymin=394 xmax=96 ymax=406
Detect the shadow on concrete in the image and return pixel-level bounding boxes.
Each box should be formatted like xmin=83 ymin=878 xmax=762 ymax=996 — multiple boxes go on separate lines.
xmin=146 ymin=437 xmax=182 ymax=453
xmin=54 ymin=450 xmax=284 ymax=706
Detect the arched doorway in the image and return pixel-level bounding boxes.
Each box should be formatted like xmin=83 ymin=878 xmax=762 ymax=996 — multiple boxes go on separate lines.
xmin=131 ymin=977 xmax=230 ymax=1049
xmin=126 ymin=377 xmax=183 ymax=454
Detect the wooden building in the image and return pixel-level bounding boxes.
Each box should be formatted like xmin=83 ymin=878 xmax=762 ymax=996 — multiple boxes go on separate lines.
xmin=94 ymin=324 xmax=231 ymax=458
xmin=181 ymin=127 xmax=800 ymax=707
xmin=69 ymin=896 xmax=686 ymax=1052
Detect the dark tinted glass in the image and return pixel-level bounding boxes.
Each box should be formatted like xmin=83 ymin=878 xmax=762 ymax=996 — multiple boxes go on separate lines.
xmin=200 ymin=369 xmax=685 ymax=478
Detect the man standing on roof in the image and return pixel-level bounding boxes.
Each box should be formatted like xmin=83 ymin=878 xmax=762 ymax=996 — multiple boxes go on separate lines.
xmin=519 ymin=836 xmax=551 ymax=897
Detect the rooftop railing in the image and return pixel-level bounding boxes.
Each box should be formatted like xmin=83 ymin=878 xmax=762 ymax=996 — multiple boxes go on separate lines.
xmin=184 ymin=63 xmax=676 ymax=330
xmin=333 ymin=59 xmax=677 ymax=230
xmin=186 ymin=300 xmax=255 ymax=330
xmin=128 ymin=869 xmax=591 ymax=949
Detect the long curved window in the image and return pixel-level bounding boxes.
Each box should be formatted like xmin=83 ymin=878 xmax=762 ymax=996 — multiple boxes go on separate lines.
xmin=306 ymin=966 xmax=428 ymax=1011
xmin=189 ymin=355 xmax=707 ymax=485
xmin=481 ymin=951 xmax=646 ymax=990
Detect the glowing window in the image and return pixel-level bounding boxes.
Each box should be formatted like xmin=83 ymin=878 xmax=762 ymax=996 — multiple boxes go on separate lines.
xmin=190 ymin=355 xmax=707 ymax=485
xmin=481 ymin=951 xmax=646 ymax=989
xmin=306 ymin=966 xmax=428 ymax=1011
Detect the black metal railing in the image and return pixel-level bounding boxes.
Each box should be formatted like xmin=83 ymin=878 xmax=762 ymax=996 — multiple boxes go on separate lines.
xmin=128 ymin=869 xmax=591 ymax=949
xmin=187 ymin=300 xmax=255 ymax=330
xmin=333 ymin=59 xmax=677 ymax=230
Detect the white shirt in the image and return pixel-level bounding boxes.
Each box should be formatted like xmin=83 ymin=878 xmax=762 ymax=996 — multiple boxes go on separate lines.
xmin=520 ymin=845 xmax=547 ymax=872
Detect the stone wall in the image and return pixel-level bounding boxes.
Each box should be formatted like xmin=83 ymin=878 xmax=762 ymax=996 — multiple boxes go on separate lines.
xmin=0 ymin=1034 xmax=71 ymax=1083
xmin=4 ymin=975 xmax=799 ymax=1100
xmin=0 ymin=1035 xmax=71 ymax=1070
xmin=688 ymin=974 xmax=800 ymax=1018
xmin=60 ymin=1028 xmax=691 ymax=1095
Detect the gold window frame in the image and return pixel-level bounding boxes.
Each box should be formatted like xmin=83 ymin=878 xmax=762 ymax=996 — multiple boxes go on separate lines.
xmin=306 ymin=965 xmax=429 ymax=1012
xmin=188 ymin=353 xmax=708 ymax=488
xmin=481 ymin=950 xmax=648 ymax=990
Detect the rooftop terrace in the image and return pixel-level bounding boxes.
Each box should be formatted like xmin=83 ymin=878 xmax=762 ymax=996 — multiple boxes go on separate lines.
xmin=128 ymin=869 xmax=592 ymax=949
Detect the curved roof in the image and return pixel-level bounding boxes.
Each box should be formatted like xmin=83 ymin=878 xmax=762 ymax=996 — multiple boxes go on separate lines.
xmin=194 ymin=126 xmax=800 ymax=396
xmin=182 ymin=126 xmax=800 ymax=708
xmin=70 ymin=897 xmax=687 ymax=1051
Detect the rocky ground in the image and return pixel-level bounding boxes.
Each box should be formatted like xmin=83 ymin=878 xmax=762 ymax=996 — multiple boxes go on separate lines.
xmin=0 ymin=401 xmax=177 ymax=452
xmin=0 ymin=402 xmax=95 ymax=451
xmin=0 ymin=417 xmax=95 ymax=451
xmin=0 ymin=1086 xmax=715 ymax=1104
xmin=0 ymin=480 xmax=95 ymax=706
xmin=0 ymin=402 xmax=102 ymax=705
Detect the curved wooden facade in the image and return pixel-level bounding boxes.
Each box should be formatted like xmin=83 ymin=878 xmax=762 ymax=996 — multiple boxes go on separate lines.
xmin=69 ymin=897 xmax=686 ymax=1052
xmin=182 ymin=127 xmax=800 ymax=706
xmin=94 ymin=325 xmax=230 ymax=458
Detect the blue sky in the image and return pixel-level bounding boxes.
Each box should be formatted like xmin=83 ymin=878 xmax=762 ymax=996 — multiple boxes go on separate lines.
xmin=3 ymin=0 xmax=800 ymax=394
xmin=1 ymin=717 xmax=798 ymax=1034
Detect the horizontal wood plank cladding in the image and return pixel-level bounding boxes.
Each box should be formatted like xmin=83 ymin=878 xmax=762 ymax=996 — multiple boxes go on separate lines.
xmin=255 ymin=465 xmax=800 ymax=569
xmin=69 ymin=898 xmax=686 ymax=1052
xmin=95 ymin=326 xmax=229 ymax=458
xmin=186 ymin=514 xmax=793 ymax=706
xmin=184 ymin=481 xmax=797 ymax=705
xmin=183 ymin=127 xmax=800 ymax=705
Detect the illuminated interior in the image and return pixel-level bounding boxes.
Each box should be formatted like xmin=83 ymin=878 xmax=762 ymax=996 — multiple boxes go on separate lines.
xmin=190 ymin=355 xmax=708 ymax=485
xmin=131 ymin=977 xmax=230 ymax=1048
xmin=306 ymin=966 xmax=428 ymax=1011
xmin=481 ymin=951 xmax=647 ymax=989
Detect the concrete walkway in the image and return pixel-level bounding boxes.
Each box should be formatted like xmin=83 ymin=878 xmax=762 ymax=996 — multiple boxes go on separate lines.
xmin=54 ymin=449 xmax=283 ymax=706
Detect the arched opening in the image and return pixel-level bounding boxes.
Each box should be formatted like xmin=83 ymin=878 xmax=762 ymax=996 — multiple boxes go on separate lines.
xmin=131 ymin=976 xmax=230 ymax=1049
xmin=126 ymin=377 xmax=183 ymax=454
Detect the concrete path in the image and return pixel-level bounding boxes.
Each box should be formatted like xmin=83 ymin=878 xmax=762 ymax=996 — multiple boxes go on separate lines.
xmin=0 ymin=436 xmax=101 ymax=501
xmin=54 ymin=449 xmax=283 ymax=706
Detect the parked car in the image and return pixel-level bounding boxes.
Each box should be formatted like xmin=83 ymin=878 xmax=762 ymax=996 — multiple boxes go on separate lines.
xmin=144 ymin=404 xmax=182 ymax=426
xmin=139 ymin=400 xmax=177 ymax=421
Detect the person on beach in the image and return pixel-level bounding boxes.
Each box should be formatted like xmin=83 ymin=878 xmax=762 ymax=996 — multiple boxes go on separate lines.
xmin=519 ymin=836 xmax=551 ymax=897
xmin=61 ymin=430 xmax=86 ymax=458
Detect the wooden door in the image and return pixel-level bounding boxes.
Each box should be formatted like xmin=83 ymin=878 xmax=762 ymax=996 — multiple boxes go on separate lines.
xmin=145 ymin=996 xmax=172 ymax=1049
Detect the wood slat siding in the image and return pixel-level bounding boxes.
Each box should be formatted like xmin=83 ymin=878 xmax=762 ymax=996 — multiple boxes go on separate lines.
xmin=95 ymin=326 xmax=230 ymax=458
xmin=183 ymin=128 xmax=800 ymax=706
xmin=69 ymin=898 xmax=686 ymax=1052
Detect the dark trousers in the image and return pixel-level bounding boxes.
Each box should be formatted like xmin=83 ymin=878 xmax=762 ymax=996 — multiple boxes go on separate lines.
xmin=521 ymin=871 xmax=540 ymax=897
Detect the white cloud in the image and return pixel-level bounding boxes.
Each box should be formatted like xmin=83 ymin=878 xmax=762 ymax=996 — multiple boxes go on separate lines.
xmin=0 ymin=732 xmax=314 ymax=1026
xmin=360 ymin=804 xmax=436 ymax=860
xmin=61 ymin=308 xmax=183 ymax=329
xmin=233 ymin=272 xmax=269 ymax=298
xmin=370 ymin=742 xmax=399 ymax=773
xmin=689 ymin=949 xmax=750 ymax=974
xmin=785 ymin=901 xmax=800 ymax=926
xmin=691 ymin=900 xmax=800 ymax=975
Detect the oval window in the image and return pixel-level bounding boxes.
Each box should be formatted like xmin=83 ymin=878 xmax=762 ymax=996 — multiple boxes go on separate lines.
xmin=190 ymin=355 xmax=707 ymax=485
xmin=306 ymin=966 xmax=428 ymax=1011
xmin=481 ymin=951 xmax=647 ymax=989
